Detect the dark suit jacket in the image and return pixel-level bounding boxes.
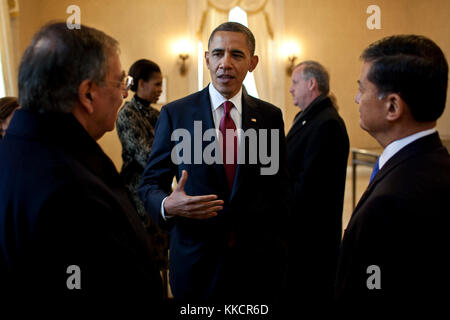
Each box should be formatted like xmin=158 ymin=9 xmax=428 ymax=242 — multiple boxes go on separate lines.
xmin=286 ymin=96 xmax=349 ymax=303
xmin=335 ymin=132 xmax=450 ymax=313
xmin=0 ymin=110 xmax=163 ymax=310
xmin=139 ymin=85 xmax=291 ymax=303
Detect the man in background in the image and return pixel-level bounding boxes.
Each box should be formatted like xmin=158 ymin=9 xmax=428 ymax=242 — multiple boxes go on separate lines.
xmin=286 ymin=61 xmax=349 ymax=308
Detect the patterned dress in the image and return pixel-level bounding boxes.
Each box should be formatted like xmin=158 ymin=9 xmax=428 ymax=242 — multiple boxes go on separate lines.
xmin=116 ymin=94 xmax=168 ymax=270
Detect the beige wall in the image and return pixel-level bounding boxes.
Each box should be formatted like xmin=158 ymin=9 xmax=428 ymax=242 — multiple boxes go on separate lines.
xmin=284 ymin=0 xmax=450 ymax=150
xmin=15 ymin=0 xmax=190 ymax=169
xmin=12 ymin=0 xmax=450 ymax=169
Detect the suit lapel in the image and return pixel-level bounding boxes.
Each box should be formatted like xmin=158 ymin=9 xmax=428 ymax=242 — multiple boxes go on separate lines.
xmin=192 ymin=86 xmax=215 ymax=131
xmin=286 ymin=113 xmax=305 ymax=141
xmin=350 ymin=132 xmax=443 ymax=222
xmin=230 ymin=91 xmax=260 ymax=201
xmin=287 ymin=96 xmax=330 ymax=141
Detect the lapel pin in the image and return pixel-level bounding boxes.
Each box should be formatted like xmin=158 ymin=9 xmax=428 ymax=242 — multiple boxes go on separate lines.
xmin=302 ymin=120 xmax=306 ymax=125
xmin=251 ymin=118 xmax=257 ymax=122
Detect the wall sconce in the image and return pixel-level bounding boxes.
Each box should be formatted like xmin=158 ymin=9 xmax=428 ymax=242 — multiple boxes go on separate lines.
xmin=178 ymin=53 xmax=189 ymax=76
xmin=283 ymin=41 xmax=300 ymax=76
xmin=287 ymin=55 xmax=297 ymax=76
xmin=173 ymin=39 xmax=192 ymax=76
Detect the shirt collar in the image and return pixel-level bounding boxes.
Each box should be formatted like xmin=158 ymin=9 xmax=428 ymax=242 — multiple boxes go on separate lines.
xmin=294 ymin=94 xmax=327 ymax=123
xmin=379 ymin=128 xmax=437 ymax=169
xmin=208 ymin=83 xmax=242 ymax=115
xmin=304 ymin=94 xmax=326 ymax=111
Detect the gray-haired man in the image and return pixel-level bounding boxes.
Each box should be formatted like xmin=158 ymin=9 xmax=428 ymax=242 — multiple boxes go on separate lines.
xmin=0 ymin=22 xmax=163 ymax=309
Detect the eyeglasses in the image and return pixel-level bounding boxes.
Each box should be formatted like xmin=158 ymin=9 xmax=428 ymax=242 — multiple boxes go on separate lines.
xmin=108 ymin=75 xmax=134 ymax=91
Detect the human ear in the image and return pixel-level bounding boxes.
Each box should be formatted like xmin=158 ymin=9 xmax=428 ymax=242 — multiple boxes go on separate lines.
xmin=308 ymin=78 xmax=317 ymax=91
xmin=385 ymin=93 xmax=403 ymax=122
xmin=249 ymin=55 xmax=259 ymax=72
xmin=78 ymin=79 xmax=95 ymax=114
xmin=205 ymin=51 xmax=210 ymax=70
xmin=138 ymin=79 xmax=145 ymax=91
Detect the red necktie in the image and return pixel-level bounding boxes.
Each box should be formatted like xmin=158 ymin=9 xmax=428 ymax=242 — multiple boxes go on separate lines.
xmin=219 ymin=101 xmax=237 ymax=190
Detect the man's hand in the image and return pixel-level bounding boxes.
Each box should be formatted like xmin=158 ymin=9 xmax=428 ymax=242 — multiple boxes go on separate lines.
xmin=164 ymin=170 xmax=224 ymax=219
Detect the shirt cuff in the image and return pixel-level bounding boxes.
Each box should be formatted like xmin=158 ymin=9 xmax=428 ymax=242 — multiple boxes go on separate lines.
xmin=160 ymin=196 xmax=172 ymax=220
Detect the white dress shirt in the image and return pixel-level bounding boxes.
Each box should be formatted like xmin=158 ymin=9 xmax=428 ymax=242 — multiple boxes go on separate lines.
xmin=208 ymin=83 xmax=242 ymax=149
xmin=161 ymin=84 xmax=244 ymax=219
xmin=378 ymin=128 xmax=437 ymax=169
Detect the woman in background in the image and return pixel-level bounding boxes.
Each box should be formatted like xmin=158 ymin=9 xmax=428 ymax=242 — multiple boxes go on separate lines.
xmin=0 ymin=97 xmax=19 ymax=139
xmin=116 ymin=60 xmax=169 ymax=295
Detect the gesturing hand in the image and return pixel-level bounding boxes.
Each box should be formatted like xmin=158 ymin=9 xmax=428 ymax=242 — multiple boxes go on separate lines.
xmin=164 ymin=170 xmax=224 ymax=219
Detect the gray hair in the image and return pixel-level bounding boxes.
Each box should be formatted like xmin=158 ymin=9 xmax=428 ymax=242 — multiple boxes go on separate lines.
xmin=18 ymin=22 xmax=119 ymax=113
xmin=296 ymin=60 xmax=330 ymax=95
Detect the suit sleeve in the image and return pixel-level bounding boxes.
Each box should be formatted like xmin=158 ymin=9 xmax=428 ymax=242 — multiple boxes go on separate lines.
xmin=138 ymin=106 xmax=177 ymax=229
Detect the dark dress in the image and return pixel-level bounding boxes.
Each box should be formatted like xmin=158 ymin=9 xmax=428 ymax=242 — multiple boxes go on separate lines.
xmin=116 ymin=94 xmax=169 ymax=270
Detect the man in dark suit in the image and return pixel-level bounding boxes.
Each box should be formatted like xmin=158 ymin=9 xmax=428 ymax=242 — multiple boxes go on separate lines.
xmin=286 ymin=61 xmax=349 ymax=308
xmin=0 ymin=23 xmax=162 ymax=310
xmin=139 ymin=22 xmax=290 ymax=308
xmin=335 ymin=35 xmax=450 ymax=314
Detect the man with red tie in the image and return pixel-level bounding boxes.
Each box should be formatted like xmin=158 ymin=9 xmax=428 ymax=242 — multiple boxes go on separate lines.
xmin=139 ymin=22 xmax=291 ymax=308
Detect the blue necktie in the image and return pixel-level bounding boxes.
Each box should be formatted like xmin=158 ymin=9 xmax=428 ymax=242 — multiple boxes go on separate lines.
xmin=369 ymin=158 xmax=380 ymax=183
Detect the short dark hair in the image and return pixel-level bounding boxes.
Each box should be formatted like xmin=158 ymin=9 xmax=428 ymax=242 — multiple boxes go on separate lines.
xmin=0 ymin=97 xmax=19 ymax=121
xmin=0 ymin=96 xmax=19 ymax=137
xmin=361 ymin=34 xmax=448 ymax=122
xmin=18 ymin=22 xmax=119 ymax=113
xmin=128 ymin=59 xmax=161 ymax=92
xmin=296 ymin=60 xmax=330 ymax=95
xmin=208 ymin=22 xmax=256 ymax=56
